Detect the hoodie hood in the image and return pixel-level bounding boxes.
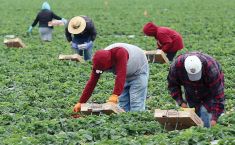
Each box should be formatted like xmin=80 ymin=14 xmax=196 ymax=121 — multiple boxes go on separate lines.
xmin=92 ymin=50 xmax=112 ymax=70
xmin=143 ymin=22 xmax=157 ymax=36
xmin=42 ymin=2 xmax=51 ymax=10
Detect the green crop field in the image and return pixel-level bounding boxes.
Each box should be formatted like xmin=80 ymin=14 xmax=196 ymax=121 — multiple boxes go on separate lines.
xmin=0 ymin=0 xmax=234 ymax=144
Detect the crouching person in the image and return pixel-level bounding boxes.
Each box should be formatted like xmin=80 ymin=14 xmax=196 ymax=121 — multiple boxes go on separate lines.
xmin=73 ymin=43 xmax=149 ymax=112
xmin=65 ymin=16 xmax=97 ymax=61
xmin=167 ymin=51 xmax=225 ymax=127
xmin=143 ymin=22 xmax=184 ymax=61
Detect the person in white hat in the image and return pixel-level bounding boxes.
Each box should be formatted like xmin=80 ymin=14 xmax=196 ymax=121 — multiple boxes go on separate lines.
xmin=65 ymin=16 xmax=97 ymax=61
xmin=28 ymin=2 xmax=67 ymax=41
xmin=167 ymin=52 xmax=225 ymax=128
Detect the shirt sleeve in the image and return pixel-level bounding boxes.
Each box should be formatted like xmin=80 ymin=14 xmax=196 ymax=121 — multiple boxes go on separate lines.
xmin=31 ymin=14 xmax=39 ymax=27
xmin=79 ymin=70 xmax=100 ymax=103
xmin=205 ymin=62 xmax=225 ymax=121
xmin=52 ymin=12 xmax=62 ymax=20
xmin=88 ymin=21 xmax=97 ymax=41
xmin=158 ymin=33 xmax=173 ymax=52
xmin=112 ymin=48 xmax=128 ymax=96
xmin=167 ymin=60 xmax=184 ymax=106
xmin=65 ymin=26 xmax=72 ymax=42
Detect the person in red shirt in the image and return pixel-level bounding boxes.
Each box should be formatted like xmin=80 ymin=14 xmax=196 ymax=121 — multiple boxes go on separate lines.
xmin=73 ymin=43 xmax=149 ymax=112
xmin=143 ymin=22 xmax=184 ymax=61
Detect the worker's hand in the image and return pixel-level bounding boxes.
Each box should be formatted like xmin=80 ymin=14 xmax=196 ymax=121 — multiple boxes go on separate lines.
xmin=211 ymin=120 xmax=217 ymax=126
xmin=27 ymin=26 xmax=33 ymax=34
xmin=106 ymin=94 xmax=118 ymax=104
xmin=78 ymin=41 xmax=93 ymax=50
xmin=181 ymin=102 xmax=188 ymax=108
xmin=73 ymin=103 xmax=81 ymax=112
xmin=78 ymin=43 xmax=87 ymax=50
xmin=61 ymin=18 xmax=68 ymax=25
xmin=71 ymin=42 xmax=77 ymax=49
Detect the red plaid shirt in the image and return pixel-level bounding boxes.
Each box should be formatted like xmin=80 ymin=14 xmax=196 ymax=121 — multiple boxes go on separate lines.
xmin=167 ymin=52 xmax=225 ymax=121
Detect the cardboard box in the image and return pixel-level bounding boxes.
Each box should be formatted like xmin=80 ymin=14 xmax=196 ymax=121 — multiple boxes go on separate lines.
xmin=154 ymin=109 xmax=204 ymax=131
xmin=48 ymin=20 xmax=64 ymax=26
xmin=144 ymin=50 xmax=169 ymax=64
xmin=81 ymin=103 xmax=125 ymax=115
xmin=4 ymin=37 xmax=26 ymax=48
xmin=58 ymin=54 xmax=84 ymax=62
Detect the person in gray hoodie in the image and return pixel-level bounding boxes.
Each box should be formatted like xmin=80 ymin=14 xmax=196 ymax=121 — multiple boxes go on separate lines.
xmin=73 ymin=43 xmax=149 ymax=112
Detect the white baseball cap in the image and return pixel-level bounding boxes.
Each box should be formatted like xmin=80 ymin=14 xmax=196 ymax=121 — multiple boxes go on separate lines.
xmin=184 ymin=55 xmax=202 ymax=81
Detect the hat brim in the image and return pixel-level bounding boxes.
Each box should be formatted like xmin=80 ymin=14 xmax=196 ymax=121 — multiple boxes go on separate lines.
xmin=68 ymin=16 xmax=86 ymax=34
xmin=187 ymin=70 xmax=202 ymax=81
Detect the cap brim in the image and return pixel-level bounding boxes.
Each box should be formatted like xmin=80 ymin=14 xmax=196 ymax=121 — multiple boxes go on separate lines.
xmin=68 ymin=16 xmax=86 ymax=34
xmin=187 ymin=70 xmax=202 ymax=81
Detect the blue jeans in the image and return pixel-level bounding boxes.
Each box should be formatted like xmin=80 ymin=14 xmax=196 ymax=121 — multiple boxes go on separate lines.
xmin=77 ymin=49 xmax=92 ymax=61
xmin=118 ymin=63 xmax=149 ymax=112
xmin=198 ymin=105 xmax=212 ymax=128
xmin=71 ymin=42 xmax=93 ymax=61
xmin=39 ymin=27 xmax=52 ymax=41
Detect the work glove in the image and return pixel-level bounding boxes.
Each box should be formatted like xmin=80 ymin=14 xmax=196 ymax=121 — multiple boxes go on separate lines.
xmin=180 ymin=102 xmax=188 ymax=108
xmin=71 ymin=42 xmax=77 ymax=48
xmin=73 ymin=103 xmax=81 ymax=112
xmin=77 ymin=43 xmax=87 ymax=50
xmin=27 ymin=26 xmax=33 ymax=33
xmin=106 ymin=94 xmax=118 ymax=104
xmin=77 ymin=41 xmax=93 ymax=50
xmin=211 ymin=120 xmax=217 ymax=126
xmin=61 ymin=18 xmax=68 ymax=25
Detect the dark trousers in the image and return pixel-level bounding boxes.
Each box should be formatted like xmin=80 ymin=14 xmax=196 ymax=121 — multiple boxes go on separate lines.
xmin=166 ymin=52 xmax=177 ymax=61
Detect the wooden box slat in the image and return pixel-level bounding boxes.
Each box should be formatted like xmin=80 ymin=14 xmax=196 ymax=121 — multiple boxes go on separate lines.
xmin=144 ymin=50 xmax=169 ymax=64
xmin=58 ymin=54 xmax=84 ymax=62
xmin=154 ymin=109 xmax=203 ymax=131
xmin=4 ymin=38 xmax=26 ymax=48
xmin=48 ymin=20 xmax=64 ymax=26
xmin=81 ymin=103 xmax=125 ymax=115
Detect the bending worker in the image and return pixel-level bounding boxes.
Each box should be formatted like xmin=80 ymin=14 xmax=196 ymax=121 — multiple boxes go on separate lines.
xmin=65 ymin=16 xmax=97 ymax=61
xmin=73 ymin=43 xmax=149 ymax=112
xmin=167 ymin=51 xmax=225 ymax=127
xmin=143 ymin=22 xmax=184 ymax=61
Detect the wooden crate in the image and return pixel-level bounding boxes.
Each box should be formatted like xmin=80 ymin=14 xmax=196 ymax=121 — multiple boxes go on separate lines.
xmin=154 ymin=109 xmax=203 ymax=131
xmin=4 ymin=38 xmax=26 ymax=48
xmin=144 ymin=50 xmax=169 ymax=64
xmin=81 ymin=103 xmax=125 ymax=115
xmin=48 ymin=20 xmax=64 ymax=26
xmin=58 ymin=54 xmax=84 ymax=62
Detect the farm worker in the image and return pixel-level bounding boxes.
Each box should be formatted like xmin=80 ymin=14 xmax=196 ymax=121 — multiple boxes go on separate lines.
xmin=73 ymin=43 xmax=149 ymax=112
xmin=143 ymin=22 xmax=184 ymax=61
xmin=27 ymin=2 xmax=67 ymax=41
xmin=167 ymin=52 xmax=225 ymax=128
xmin=65 ymin=16 xmax=97 ymax=61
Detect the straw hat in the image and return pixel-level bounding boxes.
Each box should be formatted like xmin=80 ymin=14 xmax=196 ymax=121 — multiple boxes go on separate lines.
xmin=68 ymin=16 xmax=86 ymax=34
